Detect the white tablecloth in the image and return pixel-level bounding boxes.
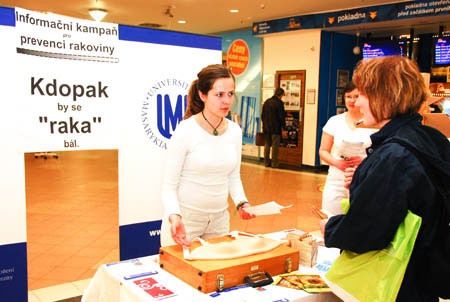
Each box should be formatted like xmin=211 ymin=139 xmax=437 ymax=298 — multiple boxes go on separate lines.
xmin=82 ymin=237 xmax=342 ymax=302
xmin=82 ymin=256 xmax=207 ymax=302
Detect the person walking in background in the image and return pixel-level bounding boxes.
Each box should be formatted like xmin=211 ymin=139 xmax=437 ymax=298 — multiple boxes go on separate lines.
xmin=322 ymin=56 xmax=450 ymax=301
xmin=319 ymin=82 xmax=376 ymax=215
xmin=160 ymin=64 xmax=255 ymax=247
xmin=261 ymin=88 xmax=286 ymax=168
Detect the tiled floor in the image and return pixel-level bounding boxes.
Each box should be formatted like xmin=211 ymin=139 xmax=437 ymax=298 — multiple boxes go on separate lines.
xmin=28 ymin=278 xmax=90 ymax=302
xmin=25 ymin=150 xmax=327 ymax=301
xmin=230 ymin=160 xmax=327 ymax=234
xmin=25 ymin=150 xmax=119 ymax=293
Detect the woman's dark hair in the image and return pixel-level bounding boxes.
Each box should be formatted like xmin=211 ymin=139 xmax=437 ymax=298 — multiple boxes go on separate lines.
xmin=342 ymin=81 xmax=357 ymax=104
xmin=183 ymin=64 xmax=235 ymax=119
xmin=343 ymin=81 xmax=356 ymax=94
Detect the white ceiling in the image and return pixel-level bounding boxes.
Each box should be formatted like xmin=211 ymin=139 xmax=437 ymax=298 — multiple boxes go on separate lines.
xmin=0 ymin=0 xmax=420 ymax=35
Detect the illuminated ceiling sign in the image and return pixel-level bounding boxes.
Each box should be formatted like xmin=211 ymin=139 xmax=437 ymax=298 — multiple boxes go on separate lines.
xmin=253 ymin=1 xmax=450 ymax=35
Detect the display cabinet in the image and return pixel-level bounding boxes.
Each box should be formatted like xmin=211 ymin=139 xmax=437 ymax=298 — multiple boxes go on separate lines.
xmin=275 ymin=70 xmax=306 ymax=167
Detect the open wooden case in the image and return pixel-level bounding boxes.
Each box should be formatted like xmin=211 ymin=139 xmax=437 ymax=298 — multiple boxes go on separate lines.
xmin=159 ymin=235 xmax=299 ymax=293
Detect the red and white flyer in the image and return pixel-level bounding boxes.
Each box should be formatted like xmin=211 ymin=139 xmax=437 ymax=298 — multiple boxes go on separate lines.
xmin=133 ymin=277 xmax=176 ymax=300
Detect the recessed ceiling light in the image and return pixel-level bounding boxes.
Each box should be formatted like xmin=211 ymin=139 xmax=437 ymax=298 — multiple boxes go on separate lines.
xmin=178 ymin=20 xmax=186 ymax=24
xmin=89 ymin=9 xmax=108 ymax=22
xmin=230 ymin=9 xmax=239 ymax=13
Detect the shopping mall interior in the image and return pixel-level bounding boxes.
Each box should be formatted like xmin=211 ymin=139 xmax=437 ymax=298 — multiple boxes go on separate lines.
xmin=0 ymin=1 xmax=449 ymax=301
xmin=24 ymin=149 xmax=327 ymax=301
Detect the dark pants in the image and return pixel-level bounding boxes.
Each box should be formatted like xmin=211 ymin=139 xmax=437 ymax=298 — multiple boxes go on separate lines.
xmin=264 ymin=133 xmax=281 ymax=167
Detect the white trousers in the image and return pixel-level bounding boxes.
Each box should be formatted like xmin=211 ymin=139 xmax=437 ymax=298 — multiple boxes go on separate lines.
xmin=322 ymin=179 xmax=348 ymax=216
xmin=160 ymin=207 xmax=230 ymax=247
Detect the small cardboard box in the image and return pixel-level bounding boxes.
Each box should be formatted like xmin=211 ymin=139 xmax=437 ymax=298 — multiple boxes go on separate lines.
xmin=287 ymin=232 xmax=319 ymax=267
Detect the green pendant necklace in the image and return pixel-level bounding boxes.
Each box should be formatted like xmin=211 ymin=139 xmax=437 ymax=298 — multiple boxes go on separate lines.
xmin=202 ymin=111 xmax=223 ymax=136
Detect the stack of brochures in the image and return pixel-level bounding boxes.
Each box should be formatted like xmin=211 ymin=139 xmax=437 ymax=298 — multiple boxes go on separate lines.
xmin=337 ymin=140 xmax=364 ymax=159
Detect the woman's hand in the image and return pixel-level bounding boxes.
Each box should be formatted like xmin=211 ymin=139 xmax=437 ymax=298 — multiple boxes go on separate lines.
xmin=319 ymin=218 xmax=329 ymax=237
xmin=344 ymin=167 xmax=356 ymax=189
xmin=238 ymin=203 xmax=256 ymax=220
xmin=169 ymin=214 xmax=191 ymax=247
xmin=346 ymin=156 xmax=364 ymax=168
xmin=335 ymin=157 xmax=354 ymax=172
xmin=336 ymin=156 xmax=364 ymax=172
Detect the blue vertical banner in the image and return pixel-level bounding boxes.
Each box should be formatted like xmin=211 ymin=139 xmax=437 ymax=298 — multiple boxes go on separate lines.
xmin=220 ymin=30 xmax=262 ymax=145
xmin=117 ymin=25 xmax=221 ymax=260
xmin=240 ymin=96 xmax=259 ymax=143
xmin=0 ymin=6 xmax=27 ymax=302
xmin=0 ymin=243 xmax=28 ymax=302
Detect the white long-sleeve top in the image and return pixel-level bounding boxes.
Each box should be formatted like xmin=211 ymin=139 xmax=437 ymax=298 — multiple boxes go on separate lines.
xmin=161 ymin=116 xmax=247 ymax=216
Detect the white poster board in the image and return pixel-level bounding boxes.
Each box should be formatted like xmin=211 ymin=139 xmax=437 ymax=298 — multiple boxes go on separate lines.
xmin=0 ymin=6 xmax=221 ymax=301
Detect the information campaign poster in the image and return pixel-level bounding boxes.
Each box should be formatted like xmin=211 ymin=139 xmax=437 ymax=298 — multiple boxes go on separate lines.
xmin=0 ymin=6 xmax=221 ymax=301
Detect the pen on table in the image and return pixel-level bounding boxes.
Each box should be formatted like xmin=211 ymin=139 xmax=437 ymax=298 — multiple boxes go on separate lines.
xmin=355 ymin=119 xmax=364 ymax=126
xmin=123 ymin=271 xmax=158 ymax=280
xmin=210 ymin=284 xmax=249 ymax=296
xmin=312 ymin=206 xmax=328 ymax=219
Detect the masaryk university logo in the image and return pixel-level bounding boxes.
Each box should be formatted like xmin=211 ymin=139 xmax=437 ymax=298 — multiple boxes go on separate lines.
xmin=141 ymin=78 xmax=190 ymax=149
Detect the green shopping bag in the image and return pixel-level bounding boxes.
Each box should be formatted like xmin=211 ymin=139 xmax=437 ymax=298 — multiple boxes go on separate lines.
xmin=325 ymin=198 xmax=422 ymax=302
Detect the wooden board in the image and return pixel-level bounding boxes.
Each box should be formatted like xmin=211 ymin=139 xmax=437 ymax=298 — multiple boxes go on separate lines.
xmin=159 ymin=236 xmax=299 ymax=293
xmin=423 ymin=113 xmax=450 ymax=137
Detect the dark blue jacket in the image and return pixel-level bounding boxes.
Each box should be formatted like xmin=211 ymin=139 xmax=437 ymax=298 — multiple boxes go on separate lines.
xmin=325 ymin=113 xmax=450 ymax=302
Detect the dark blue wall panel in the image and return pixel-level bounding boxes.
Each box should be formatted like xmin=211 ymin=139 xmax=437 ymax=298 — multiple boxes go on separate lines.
xmin=317 ymin=31 xmax=332 ymax=166
xmin=119 ymin=24 xmax=221 ymax=50
xmin=0 ymin=6 xmax=15 ymax=26
xmin=119 ymin=220 xmax=162 ymax=260
xmin=316 ymin=32 xmax=360 ymax=166
xmin=0 ymin=243 xmax=27 ymax=302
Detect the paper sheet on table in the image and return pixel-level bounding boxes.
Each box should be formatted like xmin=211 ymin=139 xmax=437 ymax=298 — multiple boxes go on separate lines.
xmin=244 ymin=201 xmax=292 ymax=216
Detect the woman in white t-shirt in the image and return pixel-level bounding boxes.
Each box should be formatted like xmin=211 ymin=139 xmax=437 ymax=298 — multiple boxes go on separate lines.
xmin=319 ymin=82 xmax=377 ymax=215
xmin=160 ymin=64 xmax=255 ymax=247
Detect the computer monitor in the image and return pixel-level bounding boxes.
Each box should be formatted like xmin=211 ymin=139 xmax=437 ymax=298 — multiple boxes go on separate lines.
xmin=434 ymin=38 xmax=450 ymax=65
xmin=362 ymin=41 xmax=405 ymax=59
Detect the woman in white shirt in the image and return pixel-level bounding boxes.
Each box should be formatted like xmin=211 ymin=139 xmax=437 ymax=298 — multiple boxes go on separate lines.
xmin=161 ymin=64 xmax=255 ymax=247
xmin=319 ymin=82 xmax=376 ymax=215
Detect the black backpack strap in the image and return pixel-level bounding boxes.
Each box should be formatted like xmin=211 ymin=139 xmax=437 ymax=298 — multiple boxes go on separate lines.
xmin=386 ymin=138 xmax=450 ymax=216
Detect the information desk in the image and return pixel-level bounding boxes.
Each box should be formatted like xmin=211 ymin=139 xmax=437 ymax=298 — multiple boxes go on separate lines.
xmin=82 ymin=239 xmax=341 ymax=302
